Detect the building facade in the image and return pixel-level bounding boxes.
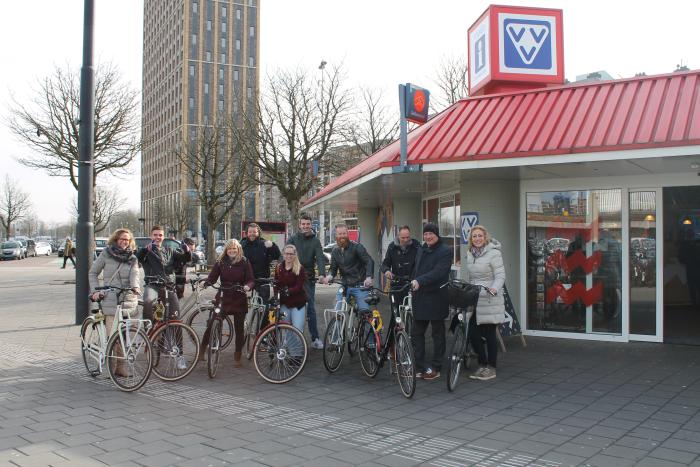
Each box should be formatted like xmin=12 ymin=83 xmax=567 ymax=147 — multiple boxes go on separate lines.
xmin=141 ymin=0 xmax=260 ymax=237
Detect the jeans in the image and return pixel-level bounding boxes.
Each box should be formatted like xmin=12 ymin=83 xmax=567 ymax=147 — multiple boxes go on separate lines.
xmin=303 ymin=280 xmax=320 ymax=340
xmin=142 ymin=285 xmax=180 ymax=322
xmin=281 ymin=304 xmax=306 ymax=332
xmin=335 ymin=286 xmax=370 ymax=313
xmin=411 ymin=319 xmax=446 ymax=372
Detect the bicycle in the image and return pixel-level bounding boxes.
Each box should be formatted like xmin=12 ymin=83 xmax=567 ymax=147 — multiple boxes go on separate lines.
xmin=322 ymin=280 xmax=364 ymax=373
xmin=252 ymin=278 xmax=308 ymax=384
xmin=181 ymin=274 xmax=234 ymax=352
xmin=356 ymin=281 xmax=417 ymax=398
xmin=144 ymin=276 xmax=201 ymax=381
xmin=80 ymin=286 xmax=153 ymax=392
xmin=200 ymin=282 xmax=246 ymax=378
xmin=444 ymin=279 xmax=494 ymax=392
xmin=243 ymin=279 xmax=272 ymax=360
xmin=389 ymin=276 xmax=415 ymax=338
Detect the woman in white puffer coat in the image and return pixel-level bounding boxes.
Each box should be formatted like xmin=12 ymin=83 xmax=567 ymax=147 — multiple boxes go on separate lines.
xmin=464 ymin=225 xmax=505 ymax=381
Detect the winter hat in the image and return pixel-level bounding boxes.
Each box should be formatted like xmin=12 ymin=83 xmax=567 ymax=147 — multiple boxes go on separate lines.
xmin=422 ymin=222 xmax=440 ymax=237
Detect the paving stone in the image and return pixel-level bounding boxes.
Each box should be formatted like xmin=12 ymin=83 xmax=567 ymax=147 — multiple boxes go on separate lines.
xmin=584 ymin=454 xmax=636 ymax=466
xmin=661 ymin=437 xmax=700 ymax=454
xmin=599 ymin=444 xmax=650 ymax=460
xmin=138 ymin=451 xmax=189 ymax=466
xmin=554 ymin=441 xmax=601 ymax=458
xmin=648 ymin=447 xmax=699 ymax=464
xmin=636 ymin=458 xmax=689 ymax=467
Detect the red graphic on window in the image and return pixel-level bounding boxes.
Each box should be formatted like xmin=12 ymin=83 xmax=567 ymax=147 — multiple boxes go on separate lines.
xmin=546 ymin=281 xmax=603 ymax=307
xmin=546 ymin=250 xmax=602 ymax=275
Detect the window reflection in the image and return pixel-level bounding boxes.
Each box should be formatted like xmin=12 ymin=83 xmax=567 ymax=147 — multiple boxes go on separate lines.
xmin=526 ymin=189 xmax=622 ymax=334
xmin=630 ymin=192 xmax=657 ymax=335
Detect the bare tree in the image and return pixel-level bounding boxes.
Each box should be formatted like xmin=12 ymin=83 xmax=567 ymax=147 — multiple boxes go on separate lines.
xmin=177 ymin=122 xmax=251 ymax=264
xmin=7 ymin=63 xmax=141 ymax=191
xmin=0 ymin=175 xmax=32 ymax=238
xmin=432 ymin=55 xmax=469 ymax=111
xmin=164 ymin=196 xmax=195 ymax=238
xmin=107 ymin=209 xmax=140 ymax=235
xmin=237 ymin=65 xmax=352 ymax=225
xmin=328 ymin=87 xmax=399 ymax=176
xmin=72 ymin=185 xmax=125 ymax=234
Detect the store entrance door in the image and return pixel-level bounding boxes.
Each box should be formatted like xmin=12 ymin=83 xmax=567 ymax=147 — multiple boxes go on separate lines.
xmin=663 ymin=186 xmax=700 ymax=345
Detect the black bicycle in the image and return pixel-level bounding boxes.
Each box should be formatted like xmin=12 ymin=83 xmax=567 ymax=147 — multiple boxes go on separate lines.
xmin=444 ymin=279 xmax=494 ymax=392
xmin=201 ymin=282 xmax=246 ymax=378
xmin=357 ymin=280 xmax=417 ymax=398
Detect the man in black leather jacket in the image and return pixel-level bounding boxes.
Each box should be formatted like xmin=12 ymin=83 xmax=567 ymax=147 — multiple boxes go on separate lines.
xmin=320 ymin=224 xmax=374 ymax=313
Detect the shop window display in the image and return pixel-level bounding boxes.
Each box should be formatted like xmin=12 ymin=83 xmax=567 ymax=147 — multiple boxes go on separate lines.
xmin=526 ymin=190 xmax=622 ymax=334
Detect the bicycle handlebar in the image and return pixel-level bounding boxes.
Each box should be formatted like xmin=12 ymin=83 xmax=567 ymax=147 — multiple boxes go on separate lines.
xmin=442 ymin=279 xmax=496 ymax=296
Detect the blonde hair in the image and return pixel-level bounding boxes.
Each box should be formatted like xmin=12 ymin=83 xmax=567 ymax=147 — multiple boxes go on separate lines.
xmin=280 ymin=244 xmax=302 ymax=275
xmin=218 ymin=239 xmax=244 ymax=263
xmin=108 ymin=228 xmax=136 ymax=250
xmin=467 ymin=225 xmax=492 ymax=249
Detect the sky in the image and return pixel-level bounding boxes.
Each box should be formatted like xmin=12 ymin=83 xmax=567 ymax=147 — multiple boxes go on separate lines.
xmin=1 ymin=0 xmax=699 ymax=225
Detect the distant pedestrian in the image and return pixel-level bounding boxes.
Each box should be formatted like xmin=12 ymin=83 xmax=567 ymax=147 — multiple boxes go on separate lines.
xmin=62 ymin=237 xmax=76 ymax=269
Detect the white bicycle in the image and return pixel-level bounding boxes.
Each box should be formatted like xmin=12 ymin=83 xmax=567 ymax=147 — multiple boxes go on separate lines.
xmin=80 ymin=286 xmax=153 ymax=392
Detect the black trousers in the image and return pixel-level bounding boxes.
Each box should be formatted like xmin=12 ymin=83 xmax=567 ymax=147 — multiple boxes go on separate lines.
xmin=62 ymin=255 xmax=75 ymax=268
xmin=469 ymin=313 xmax=498 ymax=368
xmin=411 ymin=319 xmax=446 ymax=372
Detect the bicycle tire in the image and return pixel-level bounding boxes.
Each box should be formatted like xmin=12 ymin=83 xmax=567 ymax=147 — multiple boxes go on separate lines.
xmin=404 ymin=311 xmax=414 ymax=338
xmin=347 ymin=311 xmax=359 ymax=357
xmin=446 ymin=324 xmax=467 ymax=392
xmin=106 ymin=327 xmax=152 ymax=392
xmin=188 ymin=307 xmax=234 ymax=351
xmin=358 ymin=319 xmax=380 ymax=378
xmin=150 ymin=322 xmax=200 ymax=381
xmin=395 ymin=330 xmax=416 ymax=398
xmin=244 ymin=307 xmax=262 ymax=360
xmin=207 ymin=319 xmax=222 ymax=379
xmin=253 ymin=324 xmax=308 ymax=384
xmin=80 ymin=317 xmax=102 ymax=377
xmin=322 ymin=316 xmax=345 ymax=373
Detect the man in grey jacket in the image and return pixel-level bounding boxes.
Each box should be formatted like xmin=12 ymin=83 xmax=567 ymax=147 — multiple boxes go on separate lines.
xmin=288 ymin=213 xmax=327 ymax=349
xmin=320 ymin=224 xmax=374 ymax=313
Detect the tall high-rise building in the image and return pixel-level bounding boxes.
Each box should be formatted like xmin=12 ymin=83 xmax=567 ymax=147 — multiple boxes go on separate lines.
xmin=141 ymin=0 xmax=260 ymax=237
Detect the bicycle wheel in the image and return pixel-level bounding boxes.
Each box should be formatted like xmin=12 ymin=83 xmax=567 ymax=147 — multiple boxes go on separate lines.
xmin=395 ymin=330 xmax=416 ymax=398
xmin=150 ymin=322 xmax=200 ymax=381
xmin=358 ymin=319 xmax=380 ymax=378
xmin=347 ymin=312 xmax=359 ymax=357
xmin=404 ymin=311 xmax=414 ymax=338
xmin=253 ymin=324 xmax=308 ymax=384
xmin=447 ymin=324 xmax=467 ymax=392
xmin=244 ymin=308 xmax=262 ymax=359
xmin=80 ymin=317 xmax=102 ymax=377
xmin=106 ymin=327 xmax=152 ymax=392
xmin=322 ymin=315 xmax=345 ymax=373
xmin=207 ymin=319 xmax=222 ymax=379
xmin=188 ymin=307 xmax=234 ymax=351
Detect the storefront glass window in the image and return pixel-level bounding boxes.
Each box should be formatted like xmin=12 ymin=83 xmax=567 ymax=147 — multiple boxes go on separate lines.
xmin=423 ymin=193 xmax=460 ymax=266
xmin=630 ymin=192 xmax=657 ymax=335
xmin=526 ymin=189 xmax=622 ymax=334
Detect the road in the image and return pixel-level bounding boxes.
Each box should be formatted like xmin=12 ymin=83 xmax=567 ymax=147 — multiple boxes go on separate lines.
xmin=1 ymin=256 xmax=700 ymax=466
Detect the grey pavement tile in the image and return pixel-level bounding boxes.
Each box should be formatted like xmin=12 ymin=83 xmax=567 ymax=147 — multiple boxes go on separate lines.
xmin=0 ymin=437 xmax=25 ymax=451
xmin=641 ymin=418 xmax=684 ymax=432
xmin=675 ymin=428 xmax=700 ymax=442
xmin=544 ymin=423 xmax=586 ymax=437
xmin=583 ymin=454 xmax=636 ymax=466
xmin=7 ymin=451 xmax=69 ymax=467
xmin=244 ymin=440 xmax=293 ymax=455
xmin=93 ymin=436 xmax=137 ymax=452
xmin=373 ymin=453 xmax=424 ymax=466
xmin=629 ymin=426 xmax=672 ymax=442
xmin=127 ymin=429 xmax=172 ymax=444
xmin=599 ymin=417 xmax=640 ymax=430
xmin=661 ymin=437 xmax=700 ymax=454
xmin=53 ymin=432 xmax=102 ymax=447
xmin=91 ymin=425 xmax=135 ymax=440
xmin=655 ymin=411 xmax=693 ymax=424
xmin=167 ymin=433 xmax=213 ymax=447
xmin=509 ymin=439 xmax=555 ymax=456
xmin=175 ymin=456 xmax=229 ymax=467
xmin=210 ymin=447 xmax=259 ymax=463
xmin=584 ymin=425 xmax=628 ymax=439
xmin=536 ymin=450 xmax=587 ymax=466
xmin=599 ymin=444 xmax=651 ymax=461
xmin=18 ymin=429 xmax=66 ymax=444
xmin=132 ymin=439 xmax=181 ymax=456
xmin=330 ymin=447 xmax=381 ymax=464
xmin=137 ymin=451 xmax=189 ymax=466
xmin=636 ymin=458 xmax=690 ymax=467
xmin=648 ymin=447 xmax=699 ymax=464
xmin=255 ymin=451 xmax=307 ymax=466
xmin=53 ymin=443 xmax=105 ymax=460
xmin=170 ymin=442 xmax=222 ymax=459
xmin=571 ymin=433 xmax=614 ymax=449
xmin=286 ymin=444 xmax=335 ymax=460
xmin=553 ymin=441 xmax=602 ymax=458
xmin=615 ymin=435 xmax=661 ymax=450
xmin=485 ymin=429 xmax=529 ymax=443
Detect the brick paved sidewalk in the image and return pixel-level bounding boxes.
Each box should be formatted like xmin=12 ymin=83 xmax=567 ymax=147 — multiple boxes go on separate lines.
xmin=1 ymin=274 xmax=700 ymax=466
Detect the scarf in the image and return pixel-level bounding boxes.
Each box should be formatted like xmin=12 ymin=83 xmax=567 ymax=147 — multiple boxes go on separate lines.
xmin=107 ymin=244 xmax=134 ymax=263
xmin=470 ymin=245 xmax=486 ymax=259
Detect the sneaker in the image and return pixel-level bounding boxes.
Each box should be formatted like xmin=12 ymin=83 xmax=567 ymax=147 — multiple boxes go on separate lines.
xmin=176 ymin=356 xmax=188 ymax=370
xmin=474 ymin=366 xmax=496 ymax=381
xmin=422 ymin=368 xmax=440 ymax=380
xmin=312 ymin=338 xmax=324 ymax=350
xmin=469 ymin=366 xmax=488 ymax=380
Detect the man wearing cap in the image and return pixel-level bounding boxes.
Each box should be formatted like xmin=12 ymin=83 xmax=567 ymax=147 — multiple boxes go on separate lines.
xmin=410 ymin=222 xmax=453 ymax=380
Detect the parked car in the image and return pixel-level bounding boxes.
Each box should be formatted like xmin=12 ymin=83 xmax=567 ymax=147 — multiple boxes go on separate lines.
xmin=323 ymin=243 xmax=336 ymax=263
xmin=1 ymin=241 xmax=23 ymax=260
xmin=35 ymin=241 xmax=53 ymax=256
xmin=95 ymin=237 xmax=109 ymax=257
xmin=215 ymin=240 xmax=226 ymax=256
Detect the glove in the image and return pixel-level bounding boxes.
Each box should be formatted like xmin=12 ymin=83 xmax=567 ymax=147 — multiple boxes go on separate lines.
xmin=363 ymin=277 xmax=373 ymax=288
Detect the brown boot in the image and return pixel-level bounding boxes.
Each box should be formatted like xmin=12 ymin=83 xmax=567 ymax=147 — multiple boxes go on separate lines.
xmin=233 ymin=351 xmax=242 ymax=368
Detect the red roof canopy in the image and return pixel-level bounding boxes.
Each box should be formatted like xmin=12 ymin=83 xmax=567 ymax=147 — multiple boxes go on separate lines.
xmin=307 ymin=70 xmax=700 ymax=204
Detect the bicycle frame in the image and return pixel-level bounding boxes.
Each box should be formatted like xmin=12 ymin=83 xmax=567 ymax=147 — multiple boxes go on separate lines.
xmin=323 ymin=284 xmax=359 ymax=345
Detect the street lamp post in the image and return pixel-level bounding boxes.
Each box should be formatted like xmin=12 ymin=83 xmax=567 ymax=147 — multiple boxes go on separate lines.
xmin=75 ymin=0 xmax=95 ymax=325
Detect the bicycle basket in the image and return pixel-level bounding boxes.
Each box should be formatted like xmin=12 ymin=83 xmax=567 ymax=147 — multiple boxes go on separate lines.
xmin=448 ymin=282 xmax=481 ymax=309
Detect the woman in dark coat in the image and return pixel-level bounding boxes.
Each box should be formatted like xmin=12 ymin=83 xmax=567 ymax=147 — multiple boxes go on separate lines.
xmin=410 ymin=223 xmax=453 ymax=380
xmin=206 ymin=239 xmax=254 ymax=367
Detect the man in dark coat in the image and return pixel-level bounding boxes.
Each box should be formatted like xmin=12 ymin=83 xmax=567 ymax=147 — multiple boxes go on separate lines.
xmin=241 ymin=223 xmax=281 ymax=327
xmin=410 ymin=223 xmax=453 ymax=380
xmin=381 ymin=225 xmax=420 ymax=305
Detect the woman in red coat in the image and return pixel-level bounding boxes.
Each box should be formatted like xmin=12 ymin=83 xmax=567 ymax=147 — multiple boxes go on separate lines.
xmin=274 ymin=244 xmax=307 ymax=332
xmin=206 ymin=239 xmax=254 ymax=367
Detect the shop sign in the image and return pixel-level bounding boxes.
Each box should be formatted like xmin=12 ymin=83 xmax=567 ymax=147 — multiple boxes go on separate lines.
xmin=460 ymin=212 xmax=479 ymax=244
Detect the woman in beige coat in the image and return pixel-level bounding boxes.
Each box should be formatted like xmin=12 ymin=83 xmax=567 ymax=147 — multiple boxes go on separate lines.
xmin=464 ymin=225 xmax=505 ymax=381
